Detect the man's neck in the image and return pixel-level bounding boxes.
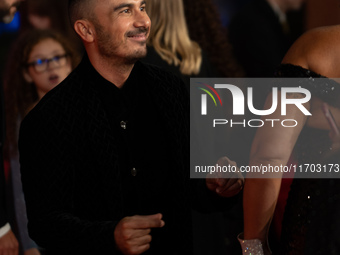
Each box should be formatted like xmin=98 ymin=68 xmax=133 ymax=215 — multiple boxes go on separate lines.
xmin=87 ymin=52 xmax=135 ymax=89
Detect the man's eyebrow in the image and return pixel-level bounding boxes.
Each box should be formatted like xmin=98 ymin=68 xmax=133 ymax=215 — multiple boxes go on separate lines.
xmin=113 ymin=1 xmax=146 ymax=11
xmin=113 ymin=3 xmax=133 ymax=11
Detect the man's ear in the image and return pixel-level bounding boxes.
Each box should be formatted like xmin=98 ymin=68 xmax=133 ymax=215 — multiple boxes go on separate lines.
xmin=74 ymin=20 xmax=95 ymax=43
xmin=23 ymin=70 xmax=33 ymax=83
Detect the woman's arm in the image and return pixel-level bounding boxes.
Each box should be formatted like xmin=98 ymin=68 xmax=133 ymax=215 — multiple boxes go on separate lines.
xmin=243 ymin=91 xmax=310 ymax=252
xmin=242 ymin=25 xmax=340 ymax=254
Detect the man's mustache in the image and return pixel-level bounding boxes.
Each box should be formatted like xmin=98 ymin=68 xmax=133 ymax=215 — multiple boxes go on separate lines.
xmin=126 ymin=27 xmax=149 ymax=37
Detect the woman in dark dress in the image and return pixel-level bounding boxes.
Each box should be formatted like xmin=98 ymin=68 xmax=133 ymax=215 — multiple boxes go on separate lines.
xmin=240 ymin=25 xmax=340 ymax=254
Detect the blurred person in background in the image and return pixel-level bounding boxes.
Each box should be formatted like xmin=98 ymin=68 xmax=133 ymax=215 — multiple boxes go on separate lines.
xmin=142 ymin=0 xmax=217 ymax=90
xmin=0 ymin=0 xmax=21 ymax=23
xmin=182 ymin=0 xmax=244 ymax=78
xmin=19 ymin=0 xmax=83 ymax=56
xmin=3 ymin=29 xmax=78 ymax=255
xmin=0 ymin=1 xmax=22 ymax=255
xmin=228 ymin=0 xmax=305 ymax=78
xmin=20 ymin=0 xmax=65 ymax=30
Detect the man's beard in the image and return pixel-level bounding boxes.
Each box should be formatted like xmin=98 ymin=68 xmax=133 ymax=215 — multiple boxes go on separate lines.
xmin=94 ymin=22 xmax=148 ymax=64
xmin=0 ymin=1 xmax=20 ymax=23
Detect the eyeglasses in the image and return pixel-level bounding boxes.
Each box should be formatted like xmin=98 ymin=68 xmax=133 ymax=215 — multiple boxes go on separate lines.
xmin=26 ymin=54 xmax=69 ymax=73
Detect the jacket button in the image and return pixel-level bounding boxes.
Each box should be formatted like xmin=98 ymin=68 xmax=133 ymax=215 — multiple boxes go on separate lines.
xmin=131 ymin=168 xmax=137 ymax=177
xmin=120 ymin=121 xmax=127 ymax=129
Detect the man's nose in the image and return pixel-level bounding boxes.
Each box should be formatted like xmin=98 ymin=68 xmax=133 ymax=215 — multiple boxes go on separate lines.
xmin=133 ymin=11 xmax=151 ymax=28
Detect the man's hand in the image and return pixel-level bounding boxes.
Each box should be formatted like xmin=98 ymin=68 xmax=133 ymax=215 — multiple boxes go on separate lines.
xmin=114 ymin=213 xmax=165 ymax=255
xmin=206 ymin=156 xmax=244 ymax=197
xmin=0 ymin=230 xmax=19 ymax=255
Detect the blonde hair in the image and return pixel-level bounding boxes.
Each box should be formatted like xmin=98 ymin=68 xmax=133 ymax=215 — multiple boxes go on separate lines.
xmin=146 ymin=0 xmax=202 ymax=75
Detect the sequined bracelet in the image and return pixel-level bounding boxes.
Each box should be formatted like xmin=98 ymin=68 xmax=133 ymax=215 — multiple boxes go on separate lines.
xmin=237 ymin=233 xmax=264 ymax=255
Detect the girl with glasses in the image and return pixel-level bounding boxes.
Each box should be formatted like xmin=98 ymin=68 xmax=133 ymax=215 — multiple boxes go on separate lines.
xmin=3 ymin=29 xmax=79 ymax=255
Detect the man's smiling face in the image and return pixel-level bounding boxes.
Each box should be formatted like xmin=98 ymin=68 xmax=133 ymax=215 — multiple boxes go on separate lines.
xmin=91 ymin=0 xmax=151 ymax=63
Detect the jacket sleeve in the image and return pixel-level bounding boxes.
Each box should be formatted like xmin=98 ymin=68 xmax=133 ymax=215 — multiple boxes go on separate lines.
xmin=18 ymin=111 xmax=119 ymax=254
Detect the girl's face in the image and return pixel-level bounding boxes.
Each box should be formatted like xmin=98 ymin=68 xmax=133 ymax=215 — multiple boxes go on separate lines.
xmin=24 ymin=38 xmax=72 ymax=99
